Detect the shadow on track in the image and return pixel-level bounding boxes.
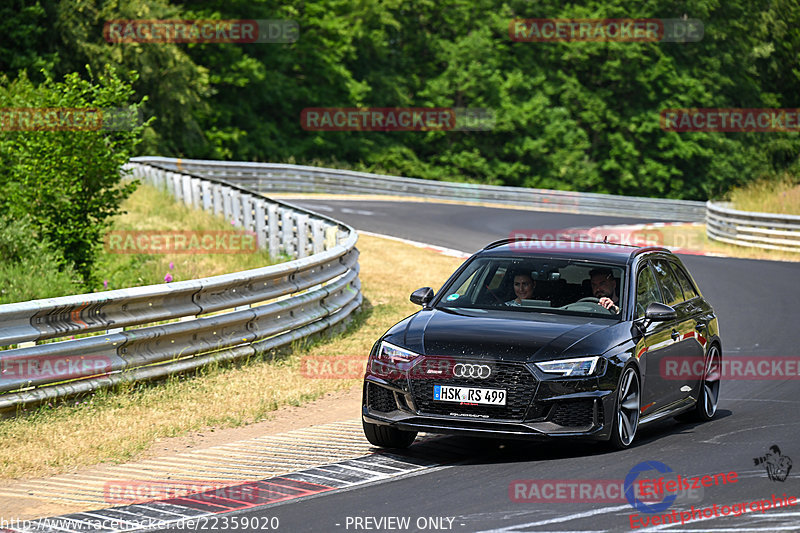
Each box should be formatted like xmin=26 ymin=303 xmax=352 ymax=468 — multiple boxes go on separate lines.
xmin=375 ymin=408 xmax=734 ymax=467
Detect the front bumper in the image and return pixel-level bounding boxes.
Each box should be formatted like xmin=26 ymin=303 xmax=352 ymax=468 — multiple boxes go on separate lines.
xmin=362 ymin=357 xmax=617 ymax=441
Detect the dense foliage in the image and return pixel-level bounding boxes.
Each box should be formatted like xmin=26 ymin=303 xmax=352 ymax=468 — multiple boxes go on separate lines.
xmin=0 ymin=67 xmax=149 ymax=283
xmin=2 ymin=0 xmax=799 ymax=203
xmin=0 ymin=214 xmax=82 ymax=303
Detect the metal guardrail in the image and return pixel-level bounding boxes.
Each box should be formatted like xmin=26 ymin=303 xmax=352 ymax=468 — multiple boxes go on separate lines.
xmin=706 ymin=201 xmax=800 ymax=252
xmin=0 ymin=163 xmax=362 ymax=411
xmin=132 ymin=157 xmax=707 ymax=222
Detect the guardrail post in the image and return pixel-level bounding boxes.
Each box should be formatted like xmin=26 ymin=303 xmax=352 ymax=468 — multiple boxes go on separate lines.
xmin=255 ymin=201 xmax=267 ymax=250
xmin=267 ymin=204 xmax=279 ymax=256
xmin=170 ymin=172 xmax=182 ymax=202
xmin=213 ymin=184 xmax=223 ymax=216
xmin=191 ymin=178 xmax=202 ymax=208
xmin=312 ymin=220 xmax=324 ymax=254
xmin=324 ymin=226 xmax=338 ymax=250
xmin=296 ymin=214 xmax=309 ymax=258
xmin=281 ymin=209 xmax=295 ymax=258
xmin=181 ymin=174 xmax=193 ymax=207
xmin=231 ymin=190 xmax=242 ymax=226
xmin=242 ymin=196 xmax=254 ymax=231
xmin=201 ymin=181 xmax=212 ymax=211
xmin=153 ymin=167 xmax=165 ymax=190
xmin=223 ymin=186 xmax=233 ymax=221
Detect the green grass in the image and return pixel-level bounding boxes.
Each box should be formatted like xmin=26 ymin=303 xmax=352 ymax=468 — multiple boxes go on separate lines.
xmin=92 ymin=182 xmax=289 ymax=292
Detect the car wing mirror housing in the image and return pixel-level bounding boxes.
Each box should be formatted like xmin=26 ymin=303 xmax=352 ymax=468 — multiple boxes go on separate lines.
xmin=644 ymin=302 xmax=677 ymax=322
xmin=410 ymin=287 xmax=435 ymax=306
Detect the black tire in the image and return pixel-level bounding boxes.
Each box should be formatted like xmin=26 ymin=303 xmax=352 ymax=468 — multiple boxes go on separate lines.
xmin=677 ymin=344 xmax=721 ymax=422
xmin=609 ymin=366 xmax=640 ymax=450
xmin=363 ymin=419 xmax=417 ymax=449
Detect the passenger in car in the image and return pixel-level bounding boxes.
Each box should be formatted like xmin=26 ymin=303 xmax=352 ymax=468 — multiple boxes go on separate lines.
xmin=589 ymin=268 xmax=620 ymax=313
xmin=505 ymin=272 xmax=536 ymax=306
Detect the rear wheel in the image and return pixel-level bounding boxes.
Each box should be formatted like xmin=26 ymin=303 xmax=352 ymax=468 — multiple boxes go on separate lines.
xmin=362 ymin=419 xmax=417 ymax=448
xmin=609 ymin=366 xmax=640 ymax=450
xmin=679 ymin=344 xmax=721 ymax=422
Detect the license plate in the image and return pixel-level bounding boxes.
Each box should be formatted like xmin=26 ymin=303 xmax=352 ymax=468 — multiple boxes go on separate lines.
xmin=433 ymin=385 xmax=506 ymax=405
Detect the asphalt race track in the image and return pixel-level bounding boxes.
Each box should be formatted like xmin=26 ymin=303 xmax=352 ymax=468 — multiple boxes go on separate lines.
xmin=151 ymin=199 xmax=800 ymax=533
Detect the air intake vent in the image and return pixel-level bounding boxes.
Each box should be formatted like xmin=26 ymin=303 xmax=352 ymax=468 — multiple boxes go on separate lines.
xmin=549 ymin=399 xmax=595 ymax=427
xmin=367 ymin=383 xmax=396 ymax=413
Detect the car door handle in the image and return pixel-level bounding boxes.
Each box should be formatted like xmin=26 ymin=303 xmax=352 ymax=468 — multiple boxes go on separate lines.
xmin=671 ymin=330 xmax=681 ymax=341
xmin=695 ymin=322 xmax=707 ymax=331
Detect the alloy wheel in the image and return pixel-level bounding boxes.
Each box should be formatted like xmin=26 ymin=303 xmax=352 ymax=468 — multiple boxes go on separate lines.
xmin=702 ymin=345 xmax=721 ymax=418
xmin=617 ymin=367 xmax=640 ymax=447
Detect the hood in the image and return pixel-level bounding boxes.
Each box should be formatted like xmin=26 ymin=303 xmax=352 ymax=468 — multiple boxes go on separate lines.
xmin=386 ymin=308 xmax=616 ymax=362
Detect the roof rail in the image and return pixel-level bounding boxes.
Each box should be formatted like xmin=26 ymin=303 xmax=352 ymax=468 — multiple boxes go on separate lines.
xmin=481 ymin=237 xmax=646 ymax=251
xmin=482 ymin=237 xmax=523 ymax=250
xmin=631 ymin=246 xmax=672 ymax=256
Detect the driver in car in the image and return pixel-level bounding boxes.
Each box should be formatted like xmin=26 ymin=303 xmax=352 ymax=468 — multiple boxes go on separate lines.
xmin=589 ymin=268 xmax=620 ymax=314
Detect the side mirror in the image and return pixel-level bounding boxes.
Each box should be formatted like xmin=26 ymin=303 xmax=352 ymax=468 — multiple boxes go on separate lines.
xmin=644 ymin=302 xmax=677 ymax=322
xmin=410 ymin=287 xmax=434 ymax=306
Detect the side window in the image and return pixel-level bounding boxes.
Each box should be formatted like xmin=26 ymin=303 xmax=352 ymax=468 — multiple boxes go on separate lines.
xmin=652 ymin=259 xmax=685 ymax=307
xmin=487 ymin=267 xmax=506 ymax=290
xmin=670 ymin=263 xmax=698 ymax=300
xmin=636 ymin=264 xmax=663 ymax=318
xmin=454 ymin=270 xmax=478 ymax=296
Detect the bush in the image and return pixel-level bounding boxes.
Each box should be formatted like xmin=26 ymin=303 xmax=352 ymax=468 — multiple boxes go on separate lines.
xmin=0 ymin=67 xmax=150 ymax=284
xmin=0 ymin=215 xmax=83 ymax=304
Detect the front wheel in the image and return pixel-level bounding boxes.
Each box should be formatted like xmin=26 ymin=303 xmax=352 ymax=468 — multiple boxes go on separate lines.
xmin=363 ymin=419 xmax=417 ymax=449
xmin=609 ymin=366 xmax=640 ymax=450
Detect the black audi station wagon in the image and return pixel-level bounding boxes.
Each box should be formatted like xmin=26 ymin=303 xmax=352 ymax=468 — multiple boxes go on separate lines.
xmin=361 ymin=239 xmax=721 ymax=450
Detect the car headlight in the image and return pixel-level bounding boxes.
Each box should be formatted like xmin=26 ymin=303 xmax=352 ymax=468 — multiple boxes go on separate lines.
xmin=376 ymin=341 xmax=419 ymax=364
xmin=534 ymin=356 xmax=600 ymax=377
xmin=368 ymin=341 xmax=420 ymax=378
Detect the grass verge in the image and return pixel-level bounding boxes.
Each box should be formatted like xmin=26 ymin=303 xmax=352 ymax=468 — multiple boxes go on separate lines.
xmin=93 ymin=182 xmax=288 ymax=291
xmin=0 ymin=234 xmax=463 ymax=480
xmin=728 ymin=175 xmax=800 ymax=216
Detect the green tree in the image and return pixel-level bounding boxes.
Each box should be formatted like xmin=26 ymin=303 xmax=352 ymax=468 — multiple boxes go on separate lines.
xmin=0 ymin=67 xmax=150 ymax=281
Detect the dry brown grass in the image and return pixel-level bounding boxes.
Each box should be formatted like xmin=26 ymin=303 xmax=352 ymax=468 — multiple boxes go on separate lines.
xmin=728 ymin=175 xmax=800 ymax=216
xmin=0 ymin=234 xmax=462 ymax=480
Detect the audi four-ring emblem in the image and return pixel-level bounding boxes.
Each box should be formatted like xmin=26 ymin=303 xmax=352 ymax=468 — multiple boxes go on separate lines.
xmin=453 ymin=363 xmax=492 ymax=379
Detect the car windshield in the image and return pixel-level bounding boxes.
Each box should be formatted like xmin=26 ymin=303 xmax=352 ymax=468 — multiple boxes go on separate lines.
xmin=436 ymin=256 xmax=625 ymax=318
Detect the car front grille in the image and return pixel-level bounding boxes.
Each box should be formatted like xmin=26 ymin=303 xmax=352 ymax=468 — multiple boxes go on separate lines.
xmin=549 ymin=399 xmax=596 ymax=427
xmin=367 ymin=383 xmax=396 ymax=413
xmin=409 ymin=360 xmax=537 ymax=421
